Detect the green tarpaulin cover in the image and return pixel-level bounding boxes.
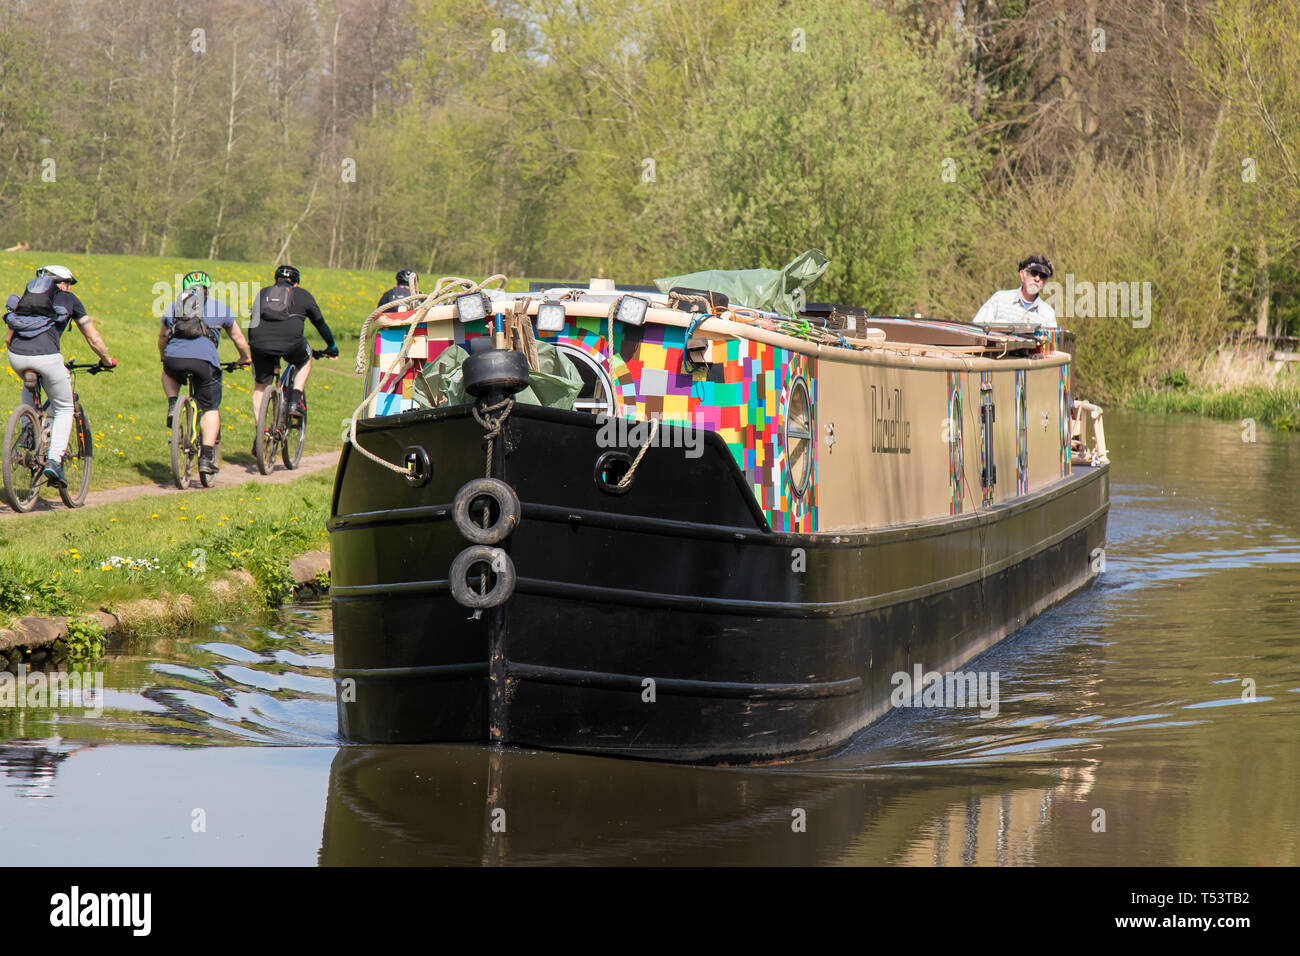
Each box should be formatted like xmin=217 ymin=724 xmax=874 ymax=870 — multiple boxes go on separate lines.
xmin=653 ymin=249 xmax=829 ymax=316
xmin=412 ymin=339 xmax=584 ymax=410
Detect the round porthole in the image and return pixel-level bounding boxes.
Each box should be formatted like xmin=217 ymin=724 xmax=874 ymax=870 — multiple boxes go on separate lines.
xmin=785 ymin=377 xmax=812 ymax=497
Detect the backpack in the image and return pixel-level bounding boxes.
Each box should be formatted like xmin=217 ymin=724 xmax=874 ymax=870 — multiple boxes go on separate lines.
xmin=256 ymin=284 xmax=295 ymax=323
xmin=3 ymin=276 xmax=70 ymax=339
xmin=170 ymin=287 xmax=218 ymax=343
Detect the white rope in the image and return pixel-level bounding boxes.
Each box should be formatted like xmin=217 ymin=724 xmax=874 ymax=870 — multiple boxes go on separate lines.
xmin=347 ymin=274 xmax=507 ymax=475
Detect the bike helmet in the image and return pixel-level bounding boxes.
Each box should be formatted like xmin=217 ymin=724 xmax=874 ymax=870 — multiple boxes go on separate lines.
xmin=38 ymin=264 xmax=77 ymax=285
xmin=182 ymin=270 xmax=212 ymax=290
xmin=396 ymin=269 xmax=417 ymax=286
xmin=275 ymin=264 xmax=301 ymax=285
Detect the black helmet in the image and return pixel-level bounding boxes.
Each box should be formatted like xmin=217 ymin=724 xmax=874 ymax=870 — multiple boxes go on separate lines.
xmin=396 ymin=269 xmax=417 ymax=286
xmin=275 ymin=264 xmax=301 ymax=285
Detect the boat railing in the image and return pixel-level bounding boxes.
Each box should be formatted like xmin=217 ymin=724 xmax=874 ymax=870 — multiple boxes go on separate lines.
xmin=1071 ymin=400 xmax=1109 ymax=466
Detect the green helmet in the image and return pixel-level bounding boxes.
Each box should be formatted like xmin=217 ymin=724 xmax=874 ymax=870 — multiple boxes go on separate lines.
xmin=182 ymin=270 xmax=212 ymax=290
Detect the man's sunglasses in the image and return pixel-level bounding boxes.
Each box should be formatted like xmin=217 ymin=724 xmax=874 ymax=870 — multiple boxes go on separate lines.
xmin=1024 ymin=268 xmax=1051 ymax=279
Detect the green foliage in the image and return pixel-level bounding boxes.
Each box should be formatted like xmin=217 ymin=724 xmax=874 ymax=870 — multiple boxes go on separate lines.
xmin=1128 ymin=385 xmax=1300 ymax=431
xmin=0 ymin=557 xmax=73 ymax=616
xmin=936 ymin=156 xmax=1236 ymax=399
xmin=246 ymin=553 xmax=299 ymax=608
xmin=0 ymin=472 xmax=332 ymax=627
xmin=65 ymin=616 xmax=106 ymax=661
xmin=643 ymin=2 xmax=986 ymax=312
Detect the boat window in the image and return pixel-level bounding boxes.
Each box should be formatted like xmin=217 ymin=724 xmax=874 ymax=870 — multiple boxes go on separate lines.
xmin=786 ymin=377 xmax=813 ymax=496
xmin=556 ymin=344 xmax=615 ymax=415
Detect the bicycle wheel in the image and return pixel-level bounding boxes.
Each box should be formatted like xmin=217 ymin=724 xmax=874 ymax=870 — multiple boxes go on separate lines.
xmin=282 ymin=401 xmax=306 ymax=469
xmin=3 ymin=404 xmax=44 ymax=512
xmin=255 ymin=387 xmax=281 ymax=475
xmin=171 ymin=396 xmax=197 ymax=489
xmin=59 ymin=405 xmax=94 ymax=508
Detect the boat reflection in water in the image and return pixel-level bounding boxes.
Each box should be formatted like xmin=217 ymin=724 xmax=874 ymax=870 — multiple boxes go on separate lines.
xmin=318 ymin=743 xmax=1098 ymax=866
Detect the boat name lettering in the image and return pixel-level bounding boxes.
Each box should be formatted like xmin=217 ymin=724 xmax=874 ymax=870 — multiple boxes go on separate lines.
xmin=871 ymin=386 xmax=911 ymax=455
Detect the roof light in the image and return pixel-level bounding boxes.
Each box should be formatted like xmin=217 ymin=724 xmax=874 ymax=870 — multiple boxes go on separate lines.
xmin=455 ymin=292 xmax=490 ymax=324
xmin=536 ymin=300 xmax=566 ymax=332
xmin=614 ymin=294 xmax=649 ymax=326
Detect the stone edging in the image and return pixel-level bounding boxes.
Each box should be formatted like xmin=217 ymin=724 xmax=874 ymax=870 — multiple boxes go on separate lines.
xmin=0 ymin=550 xmax=330 ymax=659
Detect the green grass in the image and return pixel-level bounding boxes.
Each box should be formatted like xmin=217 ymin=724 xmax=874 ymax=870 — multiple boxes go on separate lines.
xmin=0 ymin=250 xmax=407 ymax=489
xmin=1126 ymin=384 xmax=1300 ymax=431
xmin=0 ymin=471 xmax=332 ymax=629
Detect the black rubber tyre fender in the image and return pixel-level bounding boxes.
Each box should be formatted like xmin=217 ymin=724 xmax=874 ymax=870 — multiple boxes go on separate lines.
xmin=452 ymin=477 xmax=521 ymax=544
xmin=448 ymin=546 xmax=516 ymax=609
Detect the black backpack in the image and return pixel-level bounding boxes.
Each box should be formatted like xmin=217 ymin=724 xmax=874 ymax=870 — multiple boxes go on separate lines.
xmin=4 ymin=276 xmax=70 ymax=338
xmin=256 ymin=284 xmax=295 ymax=323
xmin=170 ymin=287 xmax=218 ymax=343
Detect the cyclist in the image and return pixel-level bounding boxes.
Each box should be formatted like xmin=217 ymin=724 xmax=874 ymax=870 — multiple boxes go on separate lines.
xmin=159 ymin=270 xmax=252 ymax=476
xmin=248 ymin=264 xmax=338 ymax=425
xmin=377 ymin=269 xmax=419 ymax=314
xmin=3 ymin=265 xmax=116 ymax=489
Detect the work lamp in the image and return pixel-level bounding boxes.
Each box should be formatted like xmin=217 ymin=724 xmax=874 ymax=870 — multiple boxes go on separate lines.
xmin=536 ymin=300 xmax=566 ymax=332
xmin=455 ymin=292 xmax=490 ymax=323
xmin=614 ymin=294 xmax=649 ymax=326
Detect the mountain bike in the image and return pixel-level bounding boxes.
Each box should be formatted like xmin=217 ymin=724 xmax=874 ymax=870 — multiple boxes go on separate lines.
xmin=171 ymin=361 xmax=246 ymax=489
xmin=3 ymin=360 xmax=113 ymax=512
xmin=254 ymin=348 xmax=327 ymax=475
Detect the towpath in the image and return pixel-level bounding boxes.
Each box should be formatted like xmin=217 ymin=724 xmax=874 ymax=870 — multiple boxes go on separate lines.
xmin=0 ymin=450 xmax=339 ymax=518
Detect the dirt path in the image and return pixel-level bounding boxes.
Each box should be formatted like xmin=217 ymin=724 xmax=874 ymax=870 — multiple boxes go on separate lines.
xmin=0 ymin=450 xmax=339 ymax=518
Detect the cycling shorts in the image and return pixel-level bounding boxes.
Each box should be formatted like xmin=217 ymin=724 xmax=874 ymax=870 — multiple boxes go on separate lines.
xmin=163 ymin=357 xmax=222 ymax=411
xmin=250 ymin=340 xmax=311 ymax=385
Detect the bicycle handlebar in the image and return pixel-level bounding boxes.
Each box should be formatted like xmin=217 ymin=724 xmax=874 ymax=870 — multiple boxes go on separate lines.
xmin=221 ymin=361 xmax=248 ymax=372
xmin=66 ymin=361 xmax=114 ymax=374
xmin=311 ymin=348 xmax=336 ymax=360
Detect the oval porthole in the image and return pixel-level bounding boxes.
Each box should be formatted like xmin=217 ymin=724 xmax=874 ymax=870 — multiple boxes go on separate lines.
xmin=594 ymin=450 xmax=634 ymax=495
xmin=785 ymin=377 xmax=812 ymax=497
xmin=403 ymin=446 xmax=432 ymax=487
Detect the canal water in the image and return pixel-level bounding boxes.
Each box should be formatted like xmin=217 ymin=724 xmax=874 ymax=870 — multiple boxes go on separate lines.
xmin=2 ymin=409 xmax=1297 ymax=865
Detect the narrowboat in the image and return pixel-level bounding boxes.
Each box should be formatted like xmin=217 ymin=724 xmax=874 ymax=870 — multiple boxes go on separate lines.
xmin=328 ymin=277 xmax=1110 ymax=763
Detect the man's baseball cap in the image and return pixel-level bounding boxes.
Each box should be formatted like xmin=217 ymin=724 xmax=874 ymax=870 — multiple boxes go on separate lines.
xmin=1019 ymin=254 xmax=1053 ymax=279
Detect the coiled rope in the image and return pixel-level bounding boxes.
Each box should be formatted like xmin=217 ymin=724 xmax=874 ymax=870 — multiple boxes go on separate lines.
xmin=347 ymin=274 xmax=506 ymax=475
xmin=471 ymin=396 xmax=515 ymax=478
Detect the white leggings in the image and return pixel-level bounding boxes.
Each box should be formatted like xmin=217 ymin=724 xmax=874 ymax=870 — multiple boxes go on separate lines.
xmin=7 ymin=352 xmax=74 ymax=461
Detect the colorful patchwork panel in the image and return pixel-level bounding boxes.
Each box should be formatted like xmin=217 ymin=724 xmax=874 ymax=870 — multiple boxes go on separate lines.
xmin=372 ymin=312 xmax=818 ymax=532
xmin=979 ymin=370 xmax=995 ymax=507
xmin=947 ymin=371 xmax=964 ymax=515
xmin=1059 ymin=364 xmax=1072 ymax=477
xmin=1015 ymin=369 xmax=1028 ymax=495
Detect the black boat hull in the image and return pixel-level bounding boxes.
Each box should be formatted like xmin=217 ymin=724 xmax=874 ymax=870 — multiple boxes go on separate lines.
xmin=329 ymin=404 xmax=1108 ymax=763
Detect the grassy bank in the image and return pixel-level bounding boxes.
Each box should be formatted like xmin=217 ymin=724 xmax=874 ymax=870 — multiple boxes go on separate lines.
xmin=1126 ymin=384 xmax=1300 ymax=431
xmin=0 ymin=470 xmax=332 ymax=632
